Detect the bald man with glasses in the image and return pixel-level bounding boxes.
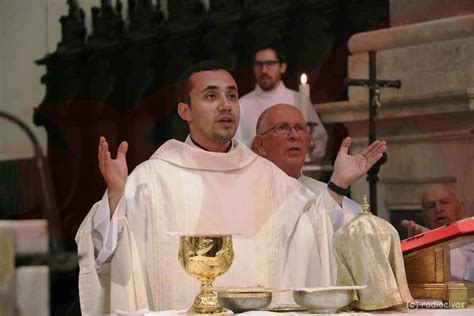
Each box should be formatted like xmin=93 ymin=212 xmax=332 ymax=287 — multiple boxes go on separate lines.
xmin=253 ymin=104 xmax=361 ymax=232
xmin=235 ymin=44 xmax=327 ymax=160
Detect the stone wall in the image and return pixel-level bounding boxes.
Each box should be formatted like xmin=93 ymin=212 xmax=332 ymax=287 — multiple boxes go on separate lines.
xmin=390 ymin=0 xmax=474 ymax=27
xmin=318 ymin=14 xmax=474 ymax=223
xmin=347 ymin=15 xmax=474 ymax=101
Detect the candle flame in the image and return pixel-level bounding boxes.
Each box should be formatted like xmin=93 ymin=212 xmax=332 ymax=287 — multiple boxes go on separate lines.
xmin=300 ymin=73 xmax=307 ymax=85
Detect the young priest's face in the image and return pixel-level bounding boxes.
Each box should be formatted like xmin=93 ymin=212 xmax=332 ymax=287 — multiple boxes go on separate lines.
xmin=179 ymin=69 xmax=240 ymax=147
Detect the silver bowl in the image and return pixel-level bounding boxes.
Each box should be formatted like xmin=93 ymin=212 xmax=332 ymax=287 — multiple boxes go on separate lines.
xmin=292 ymin=286 xmax=365 ymax=313
xmin=217 ymin=291 xmax=272 ymax=313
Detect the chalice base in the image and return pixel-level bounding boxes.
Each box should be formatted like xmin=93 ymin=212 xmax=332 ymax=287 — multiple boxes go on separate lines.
xmin=188 ymin=290 xmax=225 ymax=314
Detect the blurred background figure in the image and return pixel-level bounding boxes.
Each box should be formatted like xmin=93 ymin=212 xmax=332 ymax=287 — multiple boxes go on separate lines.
xmin=402 ymin=184 xmax=465 ymax=236
xmin=402 ymin=184 xmax=472 ymax=281
xmin=236 ymin=44 xmax=327 ymax=160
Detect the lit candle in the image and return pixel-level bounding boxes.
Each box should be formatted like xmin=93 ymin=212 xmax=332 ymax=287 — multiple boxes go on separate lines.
xmin=299 ymin=73 xmax=310 ymax=121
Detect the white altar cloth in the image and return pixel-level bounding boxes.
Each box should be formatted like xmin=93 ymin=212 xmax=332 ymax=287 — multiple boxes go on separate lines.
xmin=114 ymin=305 xmax=474 ymax=316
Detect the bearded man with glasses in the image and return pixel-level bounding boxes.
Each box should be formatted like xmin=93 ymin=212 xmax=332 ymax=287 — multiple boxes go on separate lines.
xmin=253 ymin=104 xmax=361 ymax=232
xmin=236 ymin=44 xmax=328 ymax=160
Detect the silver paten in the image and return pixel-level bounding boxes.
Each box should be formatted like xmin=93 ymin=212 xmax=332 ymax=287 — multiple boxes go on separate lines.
xmin=217 ymin=291 xmax=272 ymax=313
xmin=292 ymin=286 xmax=365 ymax=313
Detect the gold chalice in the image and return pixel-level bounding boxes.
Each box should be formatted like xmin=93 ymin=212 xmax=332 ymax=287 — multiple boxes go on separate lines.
xmin=178 ymin=235 xmax=234 ymax=314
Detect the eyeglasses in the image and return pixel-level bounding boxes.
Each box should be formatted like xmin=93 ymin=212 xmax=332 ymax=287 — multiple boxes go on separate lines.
xmin=254 ymin=60 xmax=280 ymax=68
xmin=259 ymin=123 xmax=312 ymax=136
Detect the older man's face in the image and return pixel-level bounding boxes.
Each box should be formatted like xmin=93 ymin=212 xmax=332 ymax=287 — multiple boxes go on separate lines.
xmin=422 ymin=185 xmax=465 ymax=228
xmin=256 ymin=105 xmax=310 ymax=178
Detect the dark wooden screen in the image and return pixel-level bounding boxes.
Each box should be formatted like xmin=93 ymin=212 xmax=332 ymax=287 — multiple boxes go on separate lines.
xmin=30 ymin=0 xmax=388 ymax=238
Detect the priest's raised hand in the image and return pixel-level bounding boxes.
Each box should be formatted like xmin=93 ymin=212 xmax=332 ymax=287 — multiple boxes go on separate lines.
xmin=328 ymin=137 xmax=387 ymax=205
xmin=98 ymin=136 xmax=129 ymax=216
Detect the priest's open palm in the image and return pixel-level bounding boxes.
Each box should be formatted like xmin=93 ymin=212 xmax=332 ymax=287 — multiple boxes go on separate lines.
xmin=330 ymin=137 xmax=387 ymax=188
xmin=98 ymin=136 xmax=129 ymax=197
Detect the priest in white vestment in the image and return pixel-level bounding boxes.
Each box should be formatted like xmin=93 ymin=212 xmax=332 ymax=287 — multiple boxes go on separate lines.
xmin=252 ymin=104 xmax=360 ymax=232
xmin=75 ymin=62 xmax=387 ymax=315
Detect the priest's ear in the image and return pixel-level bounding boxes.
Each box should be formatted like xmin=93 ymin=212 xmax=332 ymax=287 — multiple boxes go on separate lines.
xmin=178 ymin=102 xmax=192 ymax=122
xmin=280 ymin=61 xmax=287 ymax=75
xmin=252 ymin=136 xmax=267 ymax=157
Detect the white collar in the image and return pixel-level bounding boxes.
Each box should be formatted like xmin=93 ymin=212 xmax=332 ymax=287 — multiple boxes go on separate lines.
xmin=150 ymin=138 xmax=257 ymax=171
xmin=184 ymin=135 xmax=236 ymax=152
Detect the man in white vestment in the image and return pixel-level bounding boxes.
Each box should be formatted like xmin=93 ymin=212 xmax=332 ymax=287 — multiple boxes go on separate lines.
xmin=235 ymin=44 xmax=328 ymax=160
xmin=252 ymin=104 xmax=360 ymax=232
xmin=401 ymin=184 xmax=474 ymax=281
xmin=75 ymin=61 xmax=387 ymax=314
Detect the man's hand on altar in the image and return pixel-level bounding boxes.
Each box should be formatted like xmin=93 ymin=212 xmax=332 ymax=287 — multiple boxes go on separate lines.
xmin=401 ymin=220 xmax=429 ymax=237
xmin=98 ymin=136 xmax=128 ymax=216
xmin=328 ymin=137 xmax=386 ymax=204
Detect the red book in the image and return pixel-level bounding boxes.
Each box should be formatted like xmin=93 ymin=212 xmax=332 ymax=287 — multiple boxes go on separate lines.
xmin=401 ymin=217 xmax=474 ymax=254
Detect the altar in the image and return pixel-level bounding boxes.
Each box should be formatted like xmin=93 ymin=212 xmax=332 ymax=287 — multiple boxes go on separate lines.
xmin=112 ymin=305 xmax=474 ymax=315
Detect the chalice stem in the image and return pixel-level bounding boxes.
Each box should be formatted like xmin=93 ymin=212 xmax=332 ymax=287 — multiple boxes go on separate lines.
xmin=188 ymin=279 xmax=223 ymax=314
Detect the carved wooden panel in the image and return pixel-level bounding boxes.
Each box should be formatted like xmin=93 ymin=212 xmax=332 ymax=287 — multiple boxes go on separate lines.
xmin=32 ymin=0 xmax=388 ymax=237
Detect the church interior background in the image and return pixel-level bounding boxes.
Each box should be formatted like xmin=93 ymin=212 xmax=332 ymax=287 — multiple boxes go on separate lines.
xmin=1 ymin=0 xmax=473 ymax=314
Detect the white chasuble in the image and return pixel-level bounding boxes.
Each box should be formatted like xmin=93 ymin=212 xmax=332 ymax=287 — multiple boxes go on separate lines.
xmin=76 ymin=140 xmax=336 ymax=314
